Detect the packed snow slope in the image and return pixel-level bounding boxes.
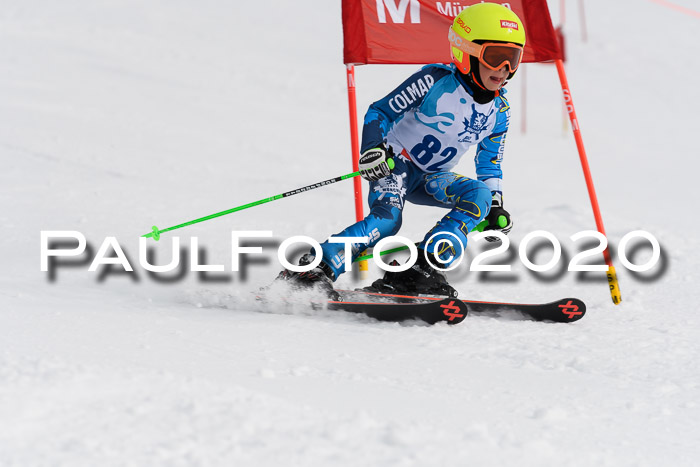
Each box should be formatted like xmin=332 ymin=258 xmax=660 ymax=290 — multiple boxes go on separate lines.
xmin=2 ymin=0 xmax=700 ymax=465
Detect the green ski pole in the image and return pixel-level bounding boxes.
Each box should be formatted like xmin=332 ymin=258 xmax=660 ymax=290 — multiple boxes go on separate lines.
xmin=142 ymin=160 xmax=395 ymax=241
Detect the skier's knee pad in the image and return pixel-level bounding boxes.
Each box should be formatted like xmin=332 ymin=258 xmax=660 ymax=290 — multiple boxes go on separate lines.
xmin=451 ymin=179 xmax=492 ymax=225
xmin=420 ymin=181 xmax=491 ymax=267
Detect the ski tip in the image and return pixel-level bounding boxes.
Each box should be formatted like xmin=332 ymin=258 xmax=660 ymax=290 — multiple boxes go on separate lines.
xmin=556 ymin=298 xmax=586 ymax=322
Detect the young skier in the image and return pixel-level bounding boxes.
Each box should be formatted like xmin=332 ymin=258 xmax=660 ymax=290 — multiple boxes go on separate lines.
xmin=277 ymin=3 xmax=525 ymax=299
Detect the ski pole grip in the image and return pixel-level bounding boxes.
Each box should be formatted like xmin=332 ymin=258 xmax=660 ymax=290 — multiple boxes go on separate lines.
xmin=388 ymin=158 xmax=395 ymax=170
xmin=473 ymin=215 xmax=507 ymax=233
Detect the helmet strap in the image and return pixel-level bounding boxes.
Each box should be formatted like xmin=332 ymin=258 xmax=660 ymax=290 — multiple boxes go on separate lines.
xmin=469 ymin=57 xmax=487 ymax=90
xmin=458 ymin=63 xmax=498 ymax=105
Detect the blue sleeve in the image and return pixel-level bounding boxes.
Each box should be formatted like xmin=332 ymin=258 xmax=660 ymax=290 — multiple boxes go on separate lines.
xmin=475 ymin=94 xmax=511 ymax=200
xmin=360 ymin=65 xmax=452 ymax=153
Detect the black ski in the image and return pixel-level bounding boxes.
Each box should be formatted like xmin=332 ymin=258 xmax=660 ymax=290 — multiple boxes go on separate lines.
xmin=326 ymin=298 xmax=468 ymax=325
xmin=461 ymin=297 xmax=585 ymax=323
xmin=337 ymin=290 xmax=586 ymax=323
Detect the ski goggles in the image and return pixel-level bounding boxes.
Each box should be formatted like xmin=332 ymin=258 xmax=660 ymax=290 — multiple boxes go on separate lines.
xmin=448 ymin=27 xmax=523 ymax=73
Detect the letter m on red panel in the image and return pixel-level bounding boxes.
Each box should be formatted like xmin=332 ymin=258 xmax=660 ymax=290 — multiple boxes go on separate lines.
xmin=376 ymin=0 xmax=421 ymax=23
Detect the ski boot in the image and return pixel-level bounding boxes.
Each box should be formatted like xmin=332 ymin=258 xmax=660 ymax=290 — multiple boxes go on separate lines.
xmin=366 ymin=250 xmax=458 ymax=298
xmin=275 ymin=253 xmax=341 ymax=301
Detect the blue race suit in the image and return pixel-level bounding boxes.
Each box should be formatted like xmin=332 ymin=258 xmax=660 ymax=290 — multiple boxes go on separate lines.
xmin=320 ymin=63 xmax=511 ymax=279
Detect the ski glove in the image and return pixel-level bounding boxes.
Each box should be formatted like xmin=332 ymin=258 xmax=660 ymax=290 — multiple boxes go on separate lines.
xmin=359 ymin=144 xmax=394 ymax=182
xmin=483 ymin=197 xmax=513 ymax=242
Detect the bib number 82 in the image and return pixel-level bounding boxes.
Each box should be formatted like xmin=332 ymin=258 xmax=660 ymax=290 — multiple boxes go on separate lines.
xmin=410 ymin=134 xmax=458 ymax=172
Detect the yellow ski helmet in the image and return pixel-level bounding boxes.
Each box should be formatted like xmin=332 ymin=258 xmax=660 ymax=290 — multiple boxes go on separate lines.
xmin=449 ymin=3 xmax=526 ymax=77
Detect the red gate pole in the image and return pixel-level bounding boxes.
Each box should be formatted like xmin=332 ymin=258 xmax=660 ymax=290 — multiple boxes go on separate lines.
xmin=555 ymin=59 xmax=621 ymax=305
xmin=579 ymin=0 xmax=588 ymax=43
xmin=521 ymin=64 xmax=527 ymax=134
xmin=346 ymin=64 xmax=369 ymax=277
xmin=560 ymin=0 xmax=566 ymax=26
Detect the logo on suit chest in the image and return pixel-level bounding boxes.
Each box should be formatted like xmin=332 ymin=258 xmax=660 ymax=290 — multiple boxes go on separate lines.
xmin=457 ymin=103 xmax=494 ymax=143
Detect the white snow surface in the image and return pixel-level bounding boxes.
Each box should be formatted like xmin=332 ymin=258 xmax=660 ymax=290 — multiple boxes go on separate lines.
xmin=2 ymin=0 xmax=700 ymax=465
